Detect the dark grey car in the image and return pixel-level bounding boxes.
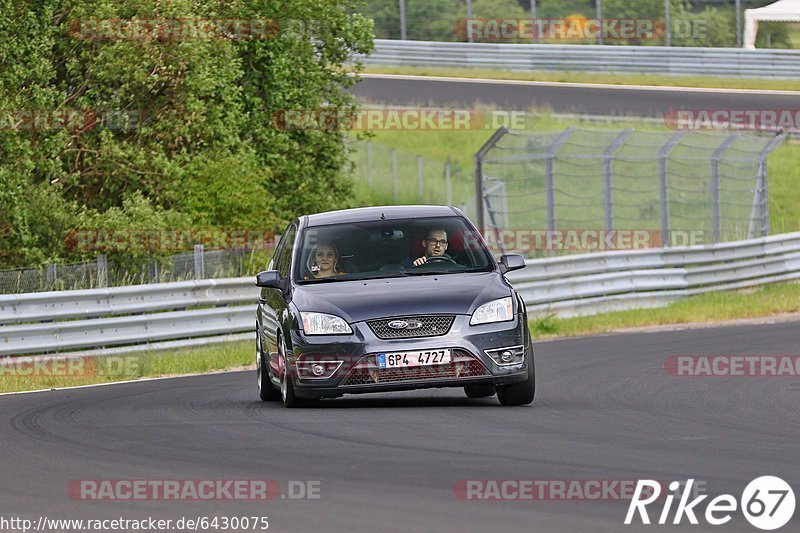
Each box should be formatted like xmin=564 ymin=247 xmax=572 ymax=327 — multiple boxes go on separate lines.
xmin=255 ymin=205 xmax=535 ymax=407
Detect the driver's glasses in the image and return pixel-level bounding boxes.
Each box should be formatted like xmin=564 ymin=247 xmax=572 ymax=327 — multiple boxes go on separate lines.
xmin=427 ymin=239 xmax=448 ymax=247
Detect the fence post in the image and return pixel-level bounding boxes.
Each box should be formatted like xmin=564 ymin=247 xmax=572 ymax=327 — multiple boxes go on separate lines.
xmin=366 ymin=141 xmax=373 ymax=187
xmin=399 ymin=0 xmax=407 ymax=40
xmin=544 ymin=128 xmax=575 ymax=232
xmin=474 ymin=126 xmax=509 ymax=233
xmin=445 ymin=157 xmax=452 ymax=206
xmin=194 ymin=244 xmax=205 ymax=280
xmin=754 ymin=132 xmax=786 ymax=237
xmin=417 ymin=155 xmax=423 ymax=200
xmin=596 ymin=0 xmax=603 ymax=45
xmin=603 ymin=129 xmax=634 ymax=232
xmin=96 ymin=254 xmax=108 ymax=288
xmin=46 ymin=264 xmax=57 ymax=286
xmin=711 ymin=135 xmax=736 ymax=244
xmin=391 ymin=148 xmax=398 ymax=202
xmin=658 ymin=131 xmax=686 ymax=247
xmin=466 ymin=0 xmax=473 ymax=42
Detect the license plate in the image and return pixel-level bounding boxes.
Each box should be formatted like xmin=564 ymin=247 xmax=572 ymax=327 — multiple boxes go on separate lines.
xmin=378 ymin=349 xmax=451 ymax=369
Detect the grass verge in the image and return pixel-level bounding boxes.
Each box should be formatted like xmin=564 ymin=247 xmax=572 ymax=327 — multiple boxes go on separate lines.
xmin=0 ymin=341 xmax=252 ymax=394
xmin=530 ymin=281 xmax=800 ymax=339
xmin=364 ymin=66 xmax=800 ymax=92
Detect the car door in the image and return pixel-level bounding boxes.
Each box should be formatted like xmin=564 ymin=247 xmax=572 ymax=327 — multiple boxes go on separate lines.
xmin=262 ymin=223 xmax=297 ymax=376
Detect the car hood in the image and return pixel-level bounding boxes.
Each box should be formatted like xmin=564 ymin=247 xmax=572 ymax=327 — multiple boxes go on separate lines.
xmin=292 ymin=272 xmax=513 ymax=323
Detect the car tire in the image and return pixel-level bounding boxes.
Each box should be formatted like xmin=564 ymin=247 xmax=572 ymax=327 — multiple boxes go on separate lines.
xmin=278 ymin=335 xmax=315 ymax=408
xmin=257 ymin=334 xmax=281 ymax=402
xmin=464 ymin=384 xmax=496 ymax=398
xmin=496 ymin=346 xmax=535 ymax=407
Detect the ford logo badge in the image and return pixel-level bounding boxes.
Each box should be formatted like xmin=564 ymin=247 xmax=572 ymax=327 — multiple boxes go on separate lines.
xmin=387 ymin=320 xmax=409 ymax=329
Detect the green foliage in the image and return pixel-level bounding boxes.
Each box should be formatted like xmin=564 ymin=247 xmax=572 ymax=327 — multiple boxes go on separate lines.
xmin=755 ymin=21 xmax=792 ymax=49
xmin=0 ymin=0 xmax=374 ymax=268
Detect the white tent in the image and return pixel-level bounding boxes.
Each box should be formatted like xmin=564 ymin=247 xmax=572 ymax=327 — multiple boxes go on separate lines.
xmin=744 ymin=0 xmax=800 ymax=48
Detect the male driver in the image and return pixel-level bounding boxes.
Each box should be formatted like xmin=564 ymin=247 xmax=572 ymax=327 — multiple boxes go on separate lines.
xmin=411 ymin=229 xmax=451 ymax=266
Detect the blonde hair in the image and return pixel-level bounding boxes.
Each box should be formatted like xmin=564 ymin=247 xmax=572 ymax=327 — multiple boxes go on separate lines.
xmin=306 ymin=242 xmax=340 ymax=276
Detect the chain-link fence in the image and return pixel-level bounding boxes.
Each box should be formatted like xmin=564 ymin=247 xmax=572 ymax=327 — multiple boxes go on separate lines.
xmin=474 ymin=127 xmax=786 ymax=255
xmin=0 ymin=246 xmax=269 ymax=294
xmin=360 ymin=0 xmax=786 ymax=49
xmin=349 ymin=140 xmax=476 ymax=207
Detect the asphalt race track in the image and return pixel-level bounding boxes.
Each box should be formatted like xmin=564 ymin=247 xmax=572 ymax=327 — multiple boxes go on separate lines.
xmin=353 ymin=74 xmax=800 ymax=117
xmin=1 ymin=320 xmax=798 ymax=532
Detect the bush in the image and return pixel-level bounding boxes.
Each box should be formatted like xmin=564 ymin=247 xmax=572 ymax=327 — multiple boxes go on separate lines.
xmin=0 ymin=0 xmax=373 ymax=268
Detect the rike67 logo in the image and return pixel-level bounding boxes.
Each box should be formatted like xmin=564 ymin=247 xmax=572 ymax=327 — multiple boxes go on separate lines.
xmin=625 ymin=477 xmax=795 ymax=530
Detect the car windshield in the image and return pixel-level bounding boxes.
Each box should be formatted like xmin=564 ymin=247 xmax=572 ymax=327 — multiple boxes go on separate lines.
xmin=295 ymin=216 xmax=494 ymax=283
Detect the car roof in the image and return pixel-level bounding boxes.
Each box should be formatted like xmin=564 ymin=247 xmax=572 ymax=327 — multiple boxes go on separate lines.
xmin=303 ymin=205 xmax=462 ymax=227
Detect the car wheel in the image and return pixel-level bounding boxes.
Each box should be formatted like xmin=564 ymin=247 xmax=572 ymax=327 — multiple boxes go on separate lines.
xmin=257 ymin=334 xmax=281 ymax=402
xmin=496 ymin=345 xmax=535 ymax=406
xmin=278 ymin=335 xmax=313 ymax=408
xmin=464 ymin=384 xmax=496 ymax=398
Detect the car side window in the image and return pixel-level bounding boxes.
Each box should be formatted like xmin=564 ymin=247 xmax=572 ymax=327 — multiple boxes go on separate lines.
xmin=267 ymin=234 xmax=284 ymax=271
xmin=277 ymin=225 xmax=297 ymax=279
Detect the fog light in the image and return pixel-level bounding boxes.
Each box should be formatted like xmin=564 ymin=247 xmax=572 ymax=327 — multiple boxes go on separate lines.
xmin=484 ymin=345 xmax=525 ymax=367
xmin=312 ymin=363 xmax=326 ymax=376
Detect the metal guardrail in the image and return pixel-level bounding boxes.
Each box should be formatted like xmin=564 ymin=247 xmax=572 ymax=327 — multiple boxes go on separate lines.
xmin=0 ymin=278 xmax=259 ymax=358
xmin=364 ymin=39 xmax=800 ymax=79
xmin=2 ymin=232 xmax=800 ymax=358
xmin=507 ymin=231 xmax=800 ymax=317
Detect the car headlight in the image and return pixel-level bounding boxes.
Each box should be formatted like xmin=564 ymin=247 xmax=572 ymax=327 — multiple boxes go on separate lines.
xmin=470 ymin=297 xmax=514 ymax=325
xmin=300 ymin=312 xmax=352 ymax=335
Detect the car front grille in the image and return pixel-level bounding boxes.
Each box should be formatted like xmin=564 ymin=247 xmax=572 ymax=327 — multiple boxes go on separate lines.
xmin=367 ymin=315 xmax=455 ymax=339
xmin=341 ymin=350 xmax=489 ymax=386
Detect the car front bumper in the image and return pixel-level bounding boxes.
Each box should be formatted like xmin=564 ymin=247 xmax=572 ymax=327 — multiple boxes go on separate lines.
xmin=287 ymin=314 xmax=531 ymax=399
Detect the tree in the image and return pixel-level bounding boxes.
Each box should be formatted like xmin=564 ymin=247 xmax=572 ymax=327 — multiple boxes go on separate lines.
xmin=0 ymin=0 xmax=374 ymax=267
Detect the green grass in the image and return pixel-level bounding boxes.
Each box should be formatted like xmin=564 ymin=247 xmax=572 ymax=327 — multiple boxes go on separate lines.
xmin=364 ymin=65 xmax=800 ymax=92
xmin=0 ymin=341 xmax=252 ymax=394
xmin=787 ymin=23 xmax=800 ymax=49
xmin=530 ymin=281 xmax=800 ymax=339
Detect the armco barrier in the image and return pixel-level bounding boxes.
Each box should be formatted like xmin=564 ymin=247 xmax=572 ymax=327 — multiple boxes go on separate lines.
xmin=363 ymin=40 xmax=800 ymax=79
xmin=507 ymin=232 xmax=800 ymax=317
xmin=2 ymin=232 xmax=800 ymax=358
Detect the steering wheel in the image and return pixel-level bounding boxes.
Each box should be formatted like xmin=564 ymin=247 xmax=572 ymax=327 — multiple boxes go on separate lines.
xmin=424 ymin=256 xmax=458 ymax=264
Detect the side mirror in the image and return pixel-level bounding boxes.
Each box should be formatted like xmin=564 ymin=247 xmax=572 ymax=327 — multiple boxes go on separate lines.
xmin=255 ymin=270 xmax=281 ymax=289
xmin=499 ymin=254 xmax=526 ymax=274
